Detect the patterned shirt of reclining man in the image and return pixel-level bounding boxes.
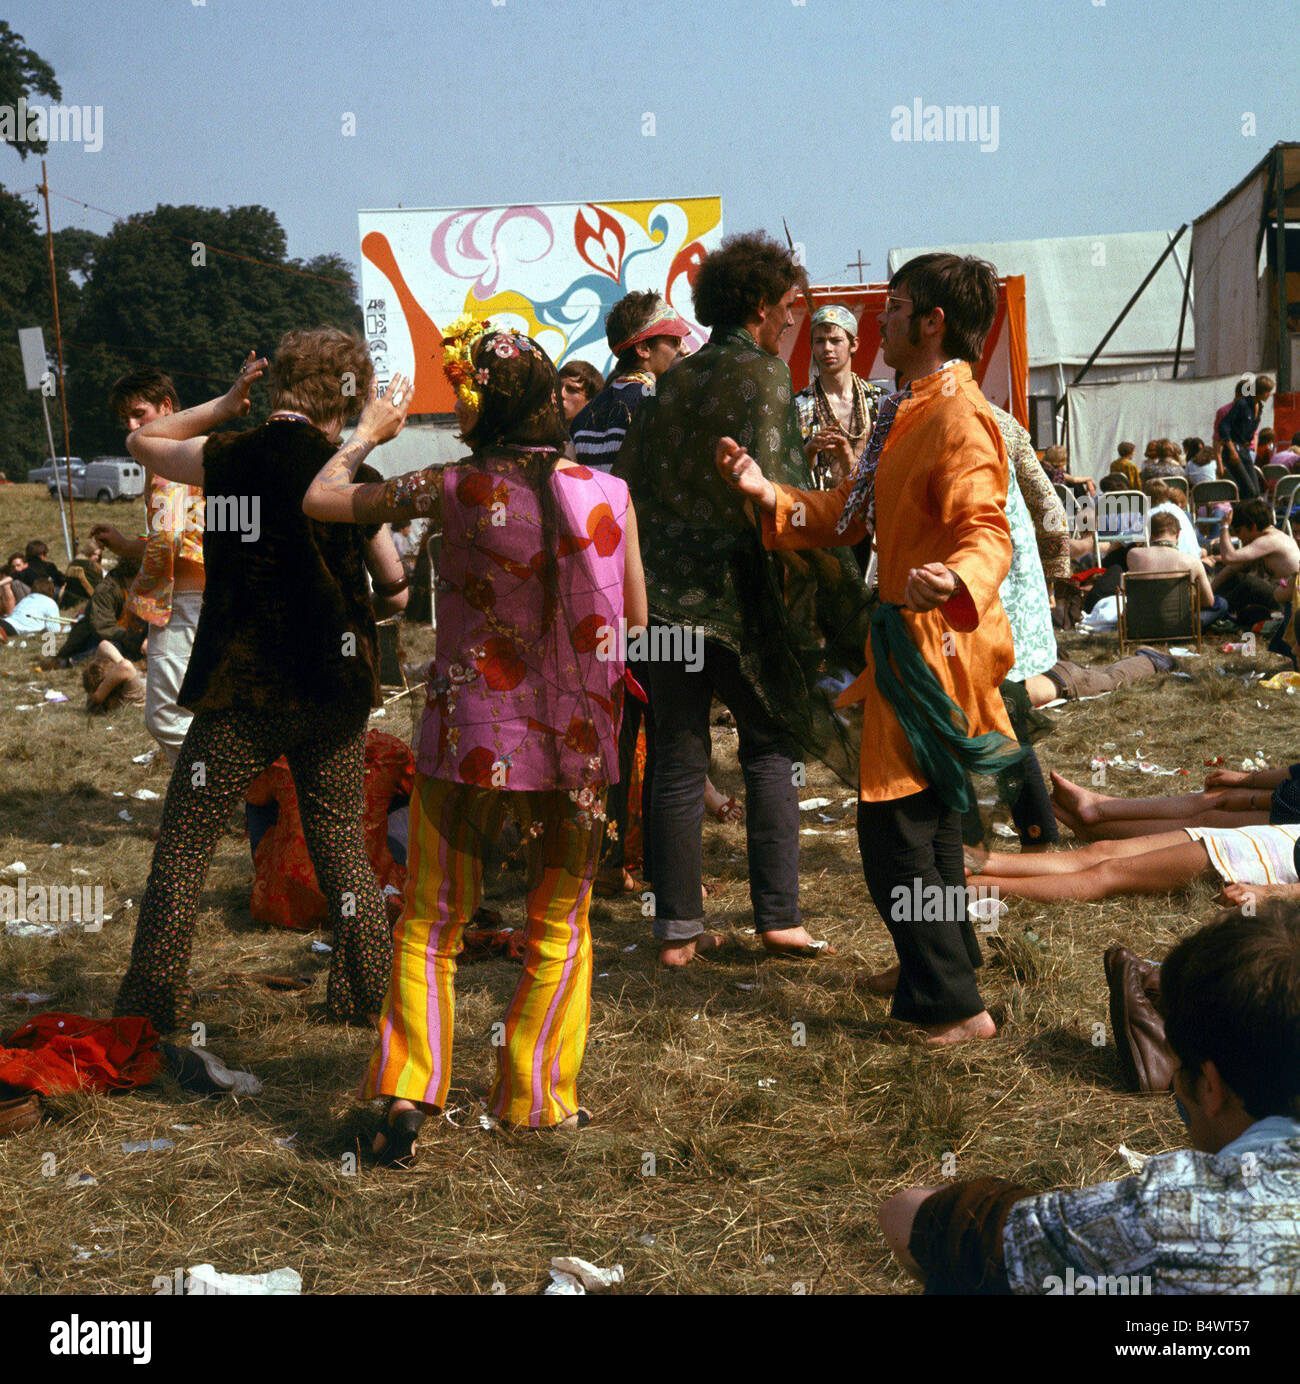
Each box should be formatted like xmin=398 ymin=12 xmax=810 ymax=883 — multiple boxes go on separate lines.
xmin=1002 ymin=1121 xmax=1300 ymax=1294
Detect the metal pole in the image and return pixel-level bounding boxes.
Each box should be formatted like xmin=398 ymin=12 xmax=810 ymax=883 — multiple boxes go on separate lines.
xmin=1173 ymin=242 xmax=1194 ymax=379
xmin=1055 ymin=224 xmax=1188 ymax=408
xmin=40 ymin=389 xmax=72 ymax=561
xmin=39 ymin=159 xmax=76 ymax=548
xmin=1277 ymin=146 xmax=1291 ymax=394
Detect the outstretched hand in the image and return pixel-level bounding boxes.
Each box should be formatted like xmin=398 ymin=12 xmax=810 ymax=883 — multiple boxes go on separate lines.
xmin=715 ymin=436 xmax=777 ymax=512
xmin=222 ymin=350 xmax=268 ymax=420
xmin=354 ymin=374 xmax=413 ymax=446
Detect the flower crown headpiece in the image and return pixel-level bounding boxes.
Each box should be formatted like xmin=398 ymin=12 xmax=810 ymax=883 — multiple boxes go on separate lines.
xmin=441 ymin=313 xmax=494 ymax=412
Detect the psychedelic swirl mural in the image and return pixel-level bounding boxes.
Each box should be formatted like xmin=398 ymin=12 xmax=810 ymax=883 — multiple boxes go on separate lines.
xmin=358 ymin=198 xmax=724 ymax=414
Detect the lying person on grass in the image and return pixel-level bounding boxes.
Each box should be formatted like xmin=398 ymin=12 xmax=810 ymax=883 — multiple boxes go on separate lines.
xmin=1050 ymin=763 xmax=1300 ymax=840
xmin=967 ymin=820 xmax=1300 ymax=904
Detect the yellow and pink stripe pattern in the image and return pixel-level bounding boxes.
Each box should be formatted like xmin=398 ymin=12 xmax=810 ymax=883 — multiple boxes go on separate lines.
xmin=362 ymin=775 xmax=603 ymax=1127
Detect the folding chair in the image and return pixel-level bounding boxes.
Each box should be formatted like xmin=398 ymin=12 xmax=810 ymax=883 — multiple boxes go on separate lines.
xmin=1162 ymin=475 xmax=1189 ymax=500
xmin=1274 ymin=475 xmax=1300 ymax=536
xmin=1093 ymin=489 xmax=1148 ymax=562
xmin=1193 ymin=479 xmax=1238 ymax=543
xmin=1118 ymin=569 xmax=1201 ymax=655
xmin=1261 ymin=463 xmax=1290 ymax=492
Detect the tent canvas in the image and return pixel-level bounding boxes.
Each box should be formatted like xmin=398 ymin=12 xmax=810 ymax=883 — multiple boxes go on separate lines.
xmin=1066 ymin=373 xmax=1274 ymax=480
xmin=888 ymin=232 xmax=1192 ymax=399
xmin=778 ymin=278 xmax=1029 ymax=429
xmin=1192 ymin=141 xmax=1300 ymax=389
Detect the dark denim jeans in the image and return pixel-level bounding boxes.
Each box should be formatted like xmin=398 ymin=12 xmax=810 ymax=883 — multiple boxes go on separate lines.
xmin=644 ymin=638 xmax=802 ymax=942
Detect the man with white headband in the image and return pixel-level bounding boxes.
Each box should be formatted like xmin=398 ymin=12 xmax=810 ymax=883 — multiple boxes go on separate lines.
xmin=795 ymin=304 xmax=885 ymax=492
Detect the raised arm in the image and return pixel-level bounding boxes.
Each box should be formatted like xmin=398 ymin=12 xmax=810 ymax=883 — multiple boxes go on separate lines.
xmin=125 ymin=351 xmax=267 ymax=487
xmin=302 ymin=374 xmax=437 ymax=525
xmin=715 ymin=436 xmax=867 ymax=550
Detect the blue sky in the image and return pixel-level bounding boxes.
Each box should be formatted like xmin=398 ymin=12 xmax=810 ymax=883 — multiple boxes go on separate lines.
xmin=5 ymin=0 xmax=1294 ymax=286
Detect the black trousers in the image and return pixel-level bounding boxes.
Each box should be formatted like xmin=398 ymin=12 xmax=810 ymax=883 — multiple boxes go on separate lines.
xmin=602 ymin=670 xmax=654 ymax=876
xmin=858 ymin=788 xmax=985 ymax=1025
xmin=645 ymin=638 xmax=801 ymax=942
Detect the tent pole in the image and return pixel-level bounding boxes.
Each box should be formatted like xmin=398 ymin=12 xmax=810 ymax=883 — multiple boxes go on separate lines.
xmin=1054 ymin=224 xmax=1188 ymax=409
xmin=1173 ymin=242 xmax=1193 ymax=379
xmin=1277 ymin=146 xmax=1291 ymax=393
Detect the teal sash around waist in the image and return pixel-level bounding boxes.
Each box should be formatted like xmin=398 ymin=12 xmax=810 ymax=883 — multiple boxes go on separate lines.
xmin=869 ymin=602 xmax=1027 ymax=813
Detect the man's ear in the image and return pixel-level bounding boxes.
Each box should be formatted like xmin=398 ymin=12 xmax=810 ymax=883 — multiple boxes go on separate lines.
xmin=160 ymin=398 xmax=175 ymax=416
xmin=1194 ymin=1058 xmax=1232 ymax=1120
xmin=925 ymin=306 xmax=946 ymax=342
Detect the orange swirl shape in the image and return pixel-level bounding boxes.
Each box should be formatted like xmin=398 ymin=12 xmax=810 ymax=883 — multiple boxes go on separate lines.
xmin=362 ymin=231 xmax=456 ymax=413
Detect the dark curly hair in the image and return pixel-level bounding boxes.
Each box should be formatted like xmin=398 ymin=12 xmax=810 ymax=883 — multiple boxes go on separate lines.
xmin=692 ymin=232 xmax=807 ymax=333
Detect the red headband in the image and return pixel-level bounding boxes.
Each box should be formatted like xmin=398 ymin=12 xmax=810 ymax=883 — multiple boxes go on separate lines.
xmin=611 ymin=302 xmax=689 ymax=356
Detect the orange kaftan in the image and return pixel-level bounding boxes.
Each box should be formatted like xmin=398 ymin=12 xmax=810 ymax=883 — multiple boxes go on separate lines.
xmin=763 ymin=361 xmax=1016 ymax=802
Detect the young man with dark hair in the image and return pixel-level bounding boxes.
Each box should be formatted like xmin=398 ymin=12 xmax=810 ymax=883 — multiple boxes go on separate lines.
xmin=571 ymin=292 xmax=688 ymax=472
xmin=22 ymin=539 xmax=65 ymax=594
xmin=556 ymin=359 xmax=603 ymax=424
xmin=717 ymin=252 xmax=1017 ymax=1043
xmin=570 ymin=291 xmax=690 ymax=895
xmin=1211 ymin=494 xmax=1300 ymax=625
xmin=615 ymin=230 xmax=859 ymax=967
xmin=1217 ymin=373 xmax=1273 ymax=497
xmin=91 ymin=366 xmax=205 ymax=764
xmin=878 ymin=902 xmax=1300 ymax=1294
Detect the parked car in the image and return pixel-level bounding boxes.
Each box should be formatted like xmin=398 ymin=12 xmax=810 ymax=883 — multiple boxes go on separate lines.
xmin=29 ymin=457 xmax=84 ymax=489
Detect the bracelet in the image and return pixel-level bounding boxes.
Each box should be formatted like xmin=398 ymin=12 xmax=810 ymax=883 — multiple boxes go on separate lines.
xmin=372 ymin=573 xmax=409 ymax=598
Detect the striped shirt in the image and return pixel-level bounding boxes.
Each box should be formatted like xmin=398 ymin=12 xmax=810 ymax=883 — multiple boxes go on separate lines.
xmin=571 ymin=375 xmax=655 ymax=473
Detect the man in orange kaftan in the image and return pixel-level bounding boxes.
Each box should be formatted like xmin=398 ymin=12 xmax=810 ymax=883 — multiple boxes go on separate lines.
xmin=717 ymin=254 xmax=1019 ymax=1044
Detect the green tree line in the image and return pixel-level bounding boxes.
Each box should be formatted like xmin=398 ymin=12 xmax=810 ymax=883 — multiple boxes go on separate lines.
xmin=0 ymin=22 xmax=359 ymax=481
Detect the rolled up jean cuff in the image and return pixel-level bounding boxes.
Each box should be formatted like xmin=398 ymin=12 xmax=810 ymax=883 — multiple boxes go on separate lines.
xmin=653 ymin=916 xmax=708 ymax=943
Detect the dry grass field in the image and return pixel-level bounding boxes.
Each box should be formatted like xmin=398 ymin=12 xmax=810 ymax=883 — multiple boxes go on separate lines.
xmin=0 ymin=481 xmax=1286 ymax=1294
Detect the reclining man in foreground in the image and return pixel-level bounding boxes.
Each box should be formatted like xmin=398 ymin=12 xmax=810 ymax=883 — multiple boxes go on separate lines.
xmin=878 ymin=902 xmax=1300 ymax=1293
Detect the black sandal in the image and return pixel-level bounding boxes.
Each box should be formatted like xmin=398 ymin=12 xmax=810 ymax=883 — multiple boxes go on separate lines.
xmin=372 ymin=1105 xmax=427 ymax=1168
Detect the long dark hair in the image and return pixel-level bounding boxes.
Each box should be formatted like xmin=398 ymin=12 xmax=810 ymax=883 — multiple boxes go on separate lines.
xmin=462 ymin=330 xmax=570 ymax=627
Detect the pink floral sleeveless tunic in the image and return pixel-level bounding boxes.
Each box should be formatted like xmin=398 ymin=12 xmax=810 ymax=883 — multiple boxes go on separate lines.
xmin=417 ymin=454 xmax=628 ymax=791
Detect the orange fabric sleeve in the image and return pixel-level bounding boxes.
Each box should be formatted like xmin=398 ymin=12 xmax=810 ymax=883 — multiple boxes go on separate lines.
xmin=762 ymin=475 xmax=867 ymax=551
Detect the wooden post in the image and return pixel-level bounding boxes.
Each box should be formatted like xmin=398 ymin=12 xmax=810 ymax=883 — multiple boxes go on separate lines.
xmin=39 ymin=159 xmax=76 ymax=547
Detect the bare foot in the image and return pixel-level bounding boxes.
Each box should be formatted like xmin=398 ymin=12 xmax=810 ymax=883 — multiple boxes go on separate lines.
xmin=916 ymin=1010 xmax=998 ymax=1045
xmin=1049 ymin=797 xmax=1097 ymax=842
xmin=658 ymin=932 xmax=726 ymax=968
xmin=761 ymin=925 xmax=836 ymax=958
xmin=1049 ymin=771 xmax=1103 ymax=825
xmin=855 ymin=963 xmax=899 ymax=996
xmin=1220 ymin=881 xmax=1300 ymax=908
xmin=555 ymin=1107 xmax=592 ymax=1131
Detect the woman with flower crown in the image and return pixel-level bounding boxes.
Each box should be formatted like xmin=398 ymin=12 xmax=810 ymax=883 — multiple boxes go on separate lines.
xmin=303 ymin=317 xmax=647 ymax=1162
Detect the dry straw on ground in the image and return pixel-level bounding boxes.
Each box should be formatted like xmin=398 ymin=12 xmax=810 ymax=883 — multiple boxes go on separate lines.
xmin=0 ymin=484 xmax=1280 ymax=1293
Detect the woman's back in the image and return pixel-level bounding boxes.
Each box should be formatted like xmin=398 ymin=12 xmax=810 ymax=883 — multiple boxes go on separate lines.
xmin=420 ymin=453 xmax=628 ymax=791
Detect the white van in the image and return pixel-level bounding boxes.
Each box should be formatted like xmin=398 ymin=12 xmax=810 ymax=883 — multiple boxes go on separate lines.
xmin=47 ymin=456 xmax=146 ymax=502
xmin=81 ymin=457 xmax=146 ymax=503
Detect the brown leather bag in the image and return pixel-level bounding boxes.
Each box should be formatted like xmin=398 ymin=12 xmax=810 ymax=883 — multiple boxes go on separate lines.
xmin=1104 ymin=946 xmax=1177 ymax=1093
xmin=0 ymin=1091 xmax=41 ymax=1138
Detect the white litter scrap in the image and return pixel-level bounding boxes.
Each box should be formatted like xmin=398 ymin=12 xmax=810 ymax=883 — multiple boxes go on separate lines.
xmin=1 ymin=861 xmax=27 ymax=878
xmin=132 ymin=748 xmax=157 ymax=765
xmin=43 ymin=689 xmax=68 ymax=703
xmin=310 ymin=941 xmax=332 ymax=954
xmin=544 ymin=1257 xmax=625 ymax=1295
xmin=64 ymin=1172 xmax=97 ymax=1187
xmin=991 ymin=823 xmax=1018 ymax=838
xmin=967 ymin=895 xmax=1007 ymax=922
xmin=186 ymin=1264 xmax=302 ymax=1295
xmin=132 ymin=789 xmax=160 ymax=801
xmin=798 ymin=797 xmax=832 ymax=811
xmin=121 ymin=1139 xmax=173 ymax=1154
xmin=4 ymin=920 xmax=59 ymax=938
xmin=118 ymin=811 xmax=133 ymax=822
xmin=4 ymin=991 xmax=54 ymax=1004
xmin=1117 ymin=1144 xmax=1150 ymax=1175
